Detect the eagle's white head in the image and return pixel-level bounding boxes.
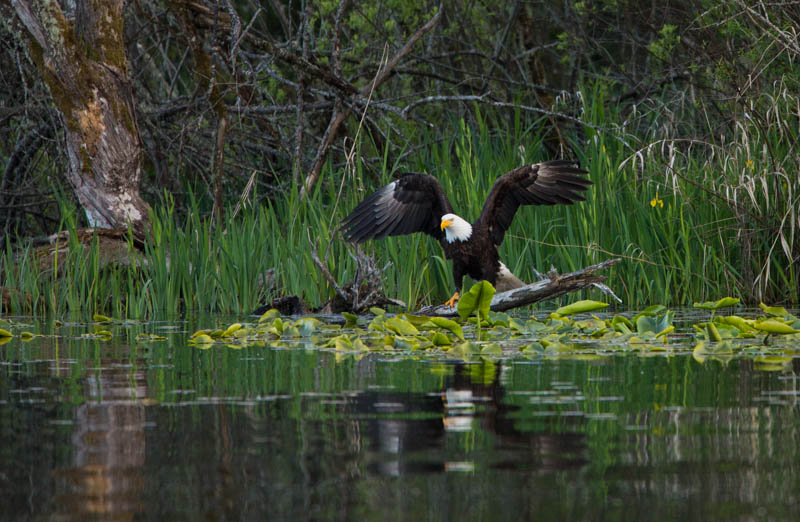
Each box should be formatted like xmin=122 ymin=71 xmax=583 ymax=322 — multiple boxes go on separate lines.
xmin=440 ymin=213 xmax=472 ymax=243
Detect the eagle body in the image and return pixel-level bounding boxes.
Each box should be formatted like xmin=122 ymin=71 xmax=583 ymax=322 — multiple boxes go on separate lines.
xmin=342 ymin=160 xmax=591 ymax=306
xmin=442 ymin=220 xmax=495 ymax=283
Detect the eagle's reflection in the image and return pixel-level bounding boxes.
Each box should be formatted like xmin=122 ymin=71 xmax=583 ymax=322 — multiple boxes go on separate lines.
xmin=348 ymin=360 xmax=588 ymax=476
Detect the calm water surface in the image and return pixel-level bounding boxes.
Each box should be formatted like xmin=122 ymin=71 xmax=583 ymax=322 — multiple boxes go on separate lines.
xmin=2 ymin=314 xmax=800 ymax=521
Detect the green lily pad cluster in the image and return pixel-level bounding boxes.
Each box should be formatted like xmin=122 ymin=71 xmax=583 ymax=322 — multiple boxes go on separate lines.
xmin=691 ymin=301 xmax=800 ymax=369
xmin=0 ymin=318 xmax=35 ymax=345
xmin=185 ymin=287 xmax=800 ymax=369
xmin=0 ymin=314 xmax=166 ymax=344
xmin=183 ymin=297 xmax=678 ymax=359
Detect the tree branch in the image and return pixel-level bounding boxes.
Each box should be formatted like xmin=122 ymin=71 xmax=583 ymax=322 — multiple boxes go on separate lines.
xmin=300 ymin=4 xmax=443 ymax=198
xmin=418 ymin=259 xmax=622 ymax=316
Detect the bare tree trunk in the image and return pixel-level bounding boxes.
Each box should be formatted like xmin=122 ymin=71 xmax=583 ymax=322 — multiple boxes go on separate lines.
xmin=10 ymin=0 xmax=150 ymax=240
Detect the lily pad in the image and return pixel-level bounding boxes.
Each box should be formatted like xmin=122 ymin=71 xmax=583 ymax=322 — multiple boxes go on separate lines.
xmin=342 ymin=312 xmax=359 ymax=327
xmin=352 ymin=338 xmax=370 ymax=351
xmin=430 ymin=317 xmax=464 ymax=340
xmin=258 ymin=309 xmax=281 ymax=323
xmin=753 ymin=319 xmax=799 ymax=335
xmin=481 ymin=343 xmax=503 ymax=355
xmin=556 ymin=300 xmax=609 ymax=316
xmin=385 ymin=317 xmax=419 ymax=336
xmin=93 ymin=313 xmax=112 ymax=323
xmin=759 ymin=302 xmax=790 ymax=318
xmin=635 ymin=304 xmax=667 ymax=317
xmin=296 ymin=318 xmax=322 ymax=336
xmin=457 ymin=280 xmax=495 ymax=320
xmin=190 ymin=334 xmax=214 ymax=344
xmin=487 ymin=311 xmax=510 ymax=327
xmin=636 ymin=310 xmax=673 ymax=335
xmin=399 ymin=314 xmax=434 ymax=327
xmin=454 ymin=341 xmax=481 ymax=355
xmin=717 ymin=315 xmax=755 ymax=333
xmin=331 ymin=335 xmax=353 ymax=351
xmin=429 ymin=331 xmax=452 ymax=346
xmin=520 ymin=343 xmax=544 ymax=354
xmin=221 ymin=323 xmax=242 ymax=337
xmin=393 ymin=336 xmax=423 ymax=350
xmin=611 ymin=315 xmax=633 ymax=334
xmin=692 ymin=297 xmax=739 ymax=310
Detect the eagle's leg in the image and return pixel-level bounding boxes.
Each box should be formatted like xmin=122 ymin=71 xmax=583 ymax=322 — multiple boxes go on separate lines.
xmin=444 ymin=291 xmax=459 ymax=308
xmin=445 ymin=266 xmax=466 ymax=308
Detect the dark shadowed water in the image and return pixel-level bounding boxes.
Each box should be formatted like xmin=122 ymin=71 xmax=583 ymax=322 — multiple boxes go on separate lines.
xmin=2 ymin=314 xmax=800 ymax=521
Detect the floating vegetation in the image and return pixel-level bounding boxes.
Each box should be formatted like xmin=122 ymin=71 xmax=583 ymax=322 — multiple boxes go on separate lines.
xmin=0 ymin=283 xmax=798 ymax=369
xmin=176 ymin=285 xmax=800 ymax=366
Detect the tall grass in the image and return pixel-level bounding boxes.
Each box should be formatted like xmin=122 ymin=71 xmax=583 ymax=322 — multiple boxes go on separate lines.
xmin=1 ymin=85 xmax=797 ymax=317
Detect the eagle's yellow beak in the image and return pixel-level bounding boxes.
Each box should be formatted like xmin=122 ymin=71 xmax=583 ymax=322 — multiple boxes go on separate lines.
xmin=440 ymin=219 xmax=453 ymax=231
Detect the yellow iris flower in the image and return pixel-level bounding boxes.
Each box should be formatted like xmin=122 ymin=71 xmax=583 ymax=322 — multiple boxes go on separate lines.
xmin=650 ymin=192 xmax=664 ymax=208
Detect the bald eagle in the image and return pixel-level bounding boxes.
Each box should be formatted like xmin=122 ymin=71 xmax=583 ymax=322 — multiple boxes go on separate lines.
xmin=342 ymin=160 xmax=591 ymax=307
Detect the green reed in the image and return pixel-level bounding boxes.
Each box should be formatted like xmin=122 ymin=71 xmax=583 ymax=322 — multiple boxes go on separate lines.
xmin=1 ymin=84 xmax=797 ymax=317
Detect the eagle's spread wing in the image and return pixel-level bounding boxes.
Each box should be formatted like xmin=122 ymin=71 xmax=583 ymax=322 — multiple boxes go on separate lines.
xmin=477 ymin=160 xmax=591 ymax=247
xmin=342 ymin=173 xmax=454 ymax=243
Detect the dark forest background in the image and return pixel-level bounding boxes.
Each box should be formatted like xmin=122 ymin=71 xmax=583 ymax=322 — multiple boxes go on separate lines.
xmin=1 ymin=1 xmax=798 ymax=309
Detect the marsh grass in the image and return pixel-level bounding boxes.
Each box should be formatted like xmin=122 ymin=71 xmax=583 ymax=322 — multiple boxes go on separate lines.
xmin=1 ymin=86 xmax=797 ymax=317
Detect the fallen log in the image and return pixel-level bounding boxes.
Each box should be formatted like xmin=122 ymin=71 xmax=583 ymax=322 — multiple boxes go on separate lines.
xmin=417 ymin=258 xmax=622 ymax=316
xmin=21 ymin=228 xmax=143 ymax=277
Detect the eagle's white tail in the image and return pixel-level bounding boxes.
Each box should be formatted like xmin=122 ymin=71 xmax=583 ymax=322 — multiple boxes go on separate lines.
xmin=496 ymin=262 xmax=525 ymax=292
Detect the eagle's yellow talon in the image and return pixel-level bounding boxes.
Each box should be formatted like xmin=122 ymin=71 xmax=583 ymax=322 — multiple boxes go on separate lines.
xmin=444 ymin=292 xmax=459 ymax=308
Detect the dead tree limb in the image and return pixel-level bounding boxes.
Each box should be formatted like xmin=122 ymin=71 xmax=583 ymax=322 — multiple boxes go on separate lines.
xmin=311 ymin=241 xmax=405 ymax=312
xmin=417 ymin=258 xmax=622 ymax=316
xmin=300 ymin=5 xmax=443 ymax=199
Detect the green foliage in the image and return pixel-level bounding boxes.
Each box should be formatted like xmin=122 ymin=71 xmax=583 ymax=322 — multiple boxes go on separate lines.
xmin=1 ymin=92 xmax=799 ymax=315
xmin=457 ymin=281 xmax=495 ymax=320
xmin=168 ymin=302 xmax=800 ymax=371
xmin=648 ymin=24 xmax=680 ymax=62
xmin=635 ymin=309 xmax=674 ymax=338
xmin=556 ymin=300 xmax=610 ymax=316
xmin=693 ymin=297 xmax=740 ymax=310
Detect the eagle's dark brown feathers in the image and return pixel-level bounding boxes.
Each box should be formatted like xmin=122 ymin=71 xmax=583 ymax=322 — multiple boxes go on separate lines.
xmin=341 ymin=160 xmax=591 ymax=301
xmin=342 ymin=173 xmax=453 ymax=243
xmin=478 ymin=160 xmax=591 ymax=246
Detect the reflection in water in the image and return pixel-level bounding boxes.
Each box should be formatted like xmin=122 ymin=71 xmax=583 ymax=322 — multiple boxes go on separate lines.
xmin=610 ymin=401 xmax=800 ymax=512
xmin=353 ymin=361 xmax=588 ymax=477
xmin=53 ymin=355 xmax=148 ymax=521
xmin=3 ymin=331 xmax=800 ymax=521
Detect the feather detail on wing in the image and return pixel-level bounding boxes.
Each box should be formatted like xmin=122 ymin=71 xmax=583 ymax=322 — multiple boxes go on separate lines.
xmin=478 ymin=160 xmax=591 ymax=247
xmin=342 ymin=173 xmax=454 ymax=243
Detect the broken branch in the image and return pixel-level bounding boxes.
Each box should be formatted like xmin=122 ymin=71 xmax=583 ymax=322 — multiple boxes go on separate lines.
xmin=418 ymin=258 xmax=622 ymax=316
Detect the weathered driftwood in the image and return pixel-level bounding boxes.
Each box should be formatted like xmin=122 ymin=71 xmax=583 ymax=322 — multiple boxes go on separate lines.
xmin=25 ymin=228 xmax=143 ymax=276
xmin=311 ymin=241 xmax=406 ymax=313
xmin=1 ymin=228 xmax=143 ymax=313
xmin=417 ymin=258 xmax=622 ymax=316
